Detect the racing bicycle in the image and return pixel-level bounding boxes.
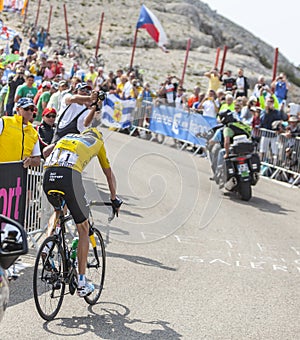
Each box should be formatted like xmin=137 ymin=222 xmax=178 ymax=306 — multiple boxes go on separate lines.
xmin=33 ymin=190 xmax=115 ymax=321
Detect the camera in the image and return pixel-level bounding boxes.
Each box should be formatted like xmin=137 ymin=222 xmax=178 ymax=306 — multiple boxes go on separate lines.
xmin=97 ymin=90 xmax=106 ymax=101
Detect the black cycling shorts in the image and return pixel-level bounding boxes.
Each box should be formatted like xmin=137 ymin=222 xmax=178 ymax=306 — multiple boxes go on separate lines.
xmin=43 ymin=167 xmax=89 ymax=224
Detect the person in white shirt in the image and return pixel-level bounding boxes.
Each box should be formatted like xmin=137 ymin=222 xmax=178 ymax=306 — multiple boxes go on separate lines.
xmin=47 ymin=80 xmax=69 ymax=112
xmin=198 ymin=89 xmax=218 ymax=118
xmin=43 ymin=82 xmax=99 ymax=158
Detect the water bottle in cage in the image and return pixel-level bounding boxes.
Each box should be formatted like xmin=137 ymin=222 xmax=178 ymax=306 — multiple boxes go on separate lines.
xmin=70 ymin=237 xmax=79 ymax=267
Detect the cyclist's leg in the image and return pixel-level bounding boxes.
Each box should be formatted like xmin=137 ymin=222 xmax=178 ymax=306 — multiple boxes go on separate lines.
xmin=62 ymin=170 xmax=94 ymax=296
xmin=76 ymin=219 xmax=89 ymax=276
xmin=46 ymin=203 xmax=68 ymax=238
xmin=47 ymin=210 xmax=60 ymax=237
xmin=75 ymin=220 xmax=95 ymax=296
xmin=42 ymin=167 xmax=69 ymax=253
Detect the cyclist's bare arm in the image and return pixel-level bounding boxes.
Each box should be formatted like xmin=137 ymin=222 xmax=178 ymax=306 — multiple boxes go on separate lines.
xmin=102 ymin=167 xmax=117 ymax=200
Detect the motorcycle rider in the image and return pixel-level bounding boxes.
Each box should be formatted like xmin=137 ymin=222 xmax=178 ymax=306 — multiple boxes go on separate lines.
xmin=214 ymin=110 xmax=251 ymax=180
xmin=207 ymin=123 xmax=224 ymax=175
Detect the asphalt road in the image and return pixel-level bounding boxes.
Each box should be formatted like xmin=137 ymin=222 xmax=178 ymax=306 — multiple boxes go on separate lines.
xmin=1 ymin=129 xmax=300 ymax=339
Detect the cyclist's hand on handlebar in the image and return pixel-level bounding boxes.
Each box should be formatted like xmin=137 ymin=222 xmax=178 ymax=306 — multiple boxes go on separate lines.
xmin=110 ymin=196 xmax=123 ymax=217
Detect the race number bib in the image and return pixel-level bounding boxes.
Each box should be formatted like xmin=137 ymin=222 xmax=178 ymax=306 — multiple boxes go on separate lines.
xmin=45 ymin=148 xmax=78 ymax=168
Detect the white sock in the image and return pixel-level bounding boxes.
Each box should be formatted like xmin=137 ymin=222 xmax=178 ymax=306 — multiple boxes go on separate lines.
xmin=78 ymin=274 xmax=85 ymax=287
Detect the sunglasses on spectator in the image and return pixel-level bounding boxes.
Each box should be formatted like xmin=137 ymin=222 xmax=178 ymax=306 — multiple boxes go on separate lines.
xmin=23 ymin=106 xmax=35 ymax=111
xmin=80 ymin=88 xmax=91 ymax=94
xmin=45 ymin=114 xmax=56 ymax=118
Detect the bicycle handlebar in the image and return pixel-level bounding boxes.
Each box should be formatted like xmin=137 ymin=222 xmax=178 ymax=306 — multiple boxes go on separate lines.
xmin=89 ymin=201 xmax=116 ymax=222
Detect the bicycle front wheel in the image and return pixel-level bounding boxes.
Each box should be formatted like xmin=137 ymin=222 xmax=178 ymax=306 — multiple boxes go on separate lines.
xmin=33 ymin=236 xmax=66 ymax=321
xmin=84 ymin=228 xmax=106 ymax=305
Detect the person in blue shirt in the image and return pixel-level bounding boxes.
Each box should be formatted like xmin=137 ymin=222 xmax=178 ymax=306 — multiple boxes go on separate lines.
xmin=37 ymin=27 xmax=47 ymax=50
xmin=27 ymin=36 xmax=38 ymax=56
xmin=272 ymin=73 xmax=289 ymax=104
xmin=11 ymin=33 xmax=22 ymax=54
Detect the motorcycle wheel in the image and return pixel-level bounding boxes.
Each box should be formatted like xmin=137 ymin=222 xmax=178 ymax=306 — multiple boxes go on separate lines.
xmin=238 ymin=182 xmax=252 ymax=201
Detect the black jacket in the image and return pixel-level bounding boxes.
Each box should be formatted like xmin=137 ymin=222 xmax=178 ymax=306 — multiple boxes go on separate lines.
xmin=36 ymin=121 xmax=55 ymax=157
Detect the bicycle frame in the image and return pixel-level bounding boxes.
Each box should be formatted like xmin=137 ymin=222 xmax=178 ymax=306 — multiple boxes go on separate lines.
xmin=43 ymin=191 xmax=76 ymax=286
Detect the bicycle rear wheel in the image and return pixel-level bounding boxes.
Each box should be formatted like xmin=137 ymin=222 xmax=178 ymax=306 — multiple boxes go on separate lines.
xmin=84 ymin=228 xmax=106 ymax=305
xmin=33 ymin=236 xmax=66 ymax=321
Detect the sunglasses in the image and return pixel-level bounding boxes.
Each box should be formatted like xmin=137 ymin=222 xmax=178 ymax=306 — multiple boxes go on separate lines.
xmin=23 ymin=106 xmax=35 ymax=111
xmin=45 ymin=114 xmax=56 ymax=118
xmin=79 ymin=88 xmax=91 ymax=94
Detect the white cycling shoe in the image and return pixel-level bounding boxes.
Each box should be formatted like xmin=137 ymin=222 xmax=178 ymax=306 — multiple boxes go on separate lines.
xmin=77 ymin=282 xmax=94 ymax=297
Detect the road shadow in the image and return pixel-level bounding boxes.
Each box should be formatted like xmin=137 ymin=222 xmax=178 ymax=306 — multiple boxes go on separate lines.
xmin=84 ymin=178 xmax=143 ymax=219
xmin=7 ymin=250 xmax=176 ymax=311
xmin=8 ymin=254 xmax=36 ymax=308
xmin=43 ymin=301 xmax=182 ymax=339
xmin=106 ymin=251 xmax=176 ymax=271
xmin=223 ymin=192 xmax=293 ymax=215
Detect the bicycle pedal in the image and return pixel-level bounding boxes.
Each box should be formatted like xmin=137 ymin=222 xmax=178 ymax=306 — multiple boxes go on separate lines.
xmin=53 ymin=282 xmax=61 ymax=290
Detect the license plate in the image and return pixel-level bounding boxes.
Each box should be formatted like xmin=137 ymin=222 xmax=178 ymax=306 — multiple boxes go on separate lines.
xmin=237 ymin=163 xmax=249 ymax=177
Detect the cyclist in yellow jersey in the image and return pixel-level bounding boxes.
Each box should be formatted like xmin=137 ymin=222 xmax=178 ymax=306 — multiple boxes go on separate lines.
xmin=43 ymin=127 xmax=122 ymax=297
xmin=44 ymin=129 xmax=110 ymax=173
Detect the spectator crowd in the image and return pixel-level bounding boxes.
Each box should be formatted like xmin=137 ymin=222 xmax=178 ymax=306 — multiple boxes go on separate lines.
xmin=0 ymin=23 xmax=299 ymax=186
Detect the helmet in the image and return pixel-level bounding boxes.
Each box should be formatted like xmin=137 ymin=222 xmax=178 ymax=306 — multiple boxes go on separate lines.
xmin=82 ymin=127 xmax=102 ymax=140
xmin=218 ymin=110 xmax=236 ymax=125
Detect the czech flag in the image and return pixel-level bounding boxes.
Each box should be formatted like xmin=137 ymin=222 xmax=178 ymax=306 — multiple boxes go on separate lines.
xmin=136 ymin=5 xmax=168 ymax=52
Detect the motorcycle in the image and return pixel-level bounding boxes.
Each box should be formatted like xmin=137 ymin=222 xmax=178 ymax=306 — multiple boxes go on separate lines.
xmin=0 ymin=215 xmax=28 ymax=322
xmin=205 ymin=126 xmax=261 ymax=201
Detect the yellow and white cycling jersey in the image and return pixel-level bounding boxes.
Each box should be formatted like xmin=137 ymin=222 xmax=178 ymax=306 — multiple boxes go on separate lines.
xmin=44 ymin=132 xmax=110 ymax=173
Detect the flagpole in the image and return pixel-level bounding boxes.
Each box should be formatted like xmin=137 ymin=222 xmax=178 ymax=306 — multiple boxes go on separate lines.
xmin=34 ymin=0 xmax=41 ymax=27
xmin=129 ymin=28 xmax=138 ymax=72
xmin=272 ymin=47 xmax=279 ymax=81
xmin=95 ymin=12 xmax=104 ymax=59
xmin=181 ymin=38 xmax=191 ymax=86
xmin=23 ymin=0 xmax=29 ymax=24
xmin=219 ymin=45 xmax=228 ymax=75
xmin=214 ymin=47 xmax=221 ymax=69
xmin=47 ymin=5 xmax=53 ymax=35
xmin=63 ymin=4 xmax=70 ymax=51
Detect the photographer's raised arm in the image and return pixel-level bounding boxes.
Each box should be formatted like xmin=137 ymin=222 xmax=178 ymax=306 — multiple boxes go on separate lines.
xmin=66 ymin=93 xmax=94 ymax=106
xmin=84 ymin=105 xmax=97 ymax=127
xmin=83 ymin=91 xmax=99 ymax=127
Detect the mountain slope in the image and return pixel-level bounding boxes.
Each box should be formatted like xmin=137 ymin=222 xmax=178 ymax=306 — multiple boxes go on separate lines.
xmin=2 ymin=0 xmax=299 ymax=101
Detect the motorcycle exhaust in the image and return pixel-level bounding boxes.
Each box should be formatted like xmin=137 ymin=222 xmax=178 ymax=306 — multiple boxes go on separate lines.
xmin=225 ymin=176 xmax=238 ymax=191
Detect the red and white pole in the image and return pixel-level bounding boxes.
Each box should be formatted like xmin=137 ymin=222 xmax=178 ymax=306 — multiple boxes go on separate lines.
xmin=95 ymin=12 xmax=104 ymax=59
xmin=219 ymin=45 xmax=228 ymax=75
xmin=272 ymin=48 xmax=279 ymax=81
xmin=181 ymin=38 xmax=192 ymax=86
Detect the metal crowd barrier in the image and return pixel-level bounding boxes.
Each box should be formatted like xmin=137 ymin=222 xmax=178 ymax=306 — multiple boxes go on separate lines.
xmin=258 ymin=128 xmax=300 ymax=186
xmin=24 ymin=161 xmax=52 ymax=248
xmin=24 ymin=162 xmax=77 ymax=249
